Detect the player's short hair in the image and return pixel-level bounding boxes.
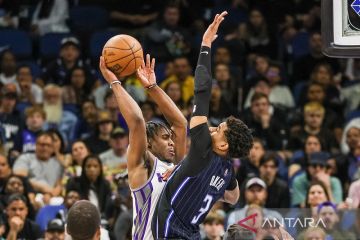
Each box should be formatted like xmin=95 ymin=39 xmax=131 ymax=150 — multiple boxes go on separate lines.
xmin=225 ymin=116 xmax=253 ymax=158
xmin=146 ymin=121 xmax=174 ymax=141
xmin=66 ymin=200 xmax=100 ymax=240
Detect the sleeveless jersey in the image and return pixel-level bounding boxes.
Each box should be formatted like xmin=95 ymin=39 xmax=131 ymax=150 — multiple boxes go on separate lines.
xmin=131 ymin=158 xmax=174 ymax=240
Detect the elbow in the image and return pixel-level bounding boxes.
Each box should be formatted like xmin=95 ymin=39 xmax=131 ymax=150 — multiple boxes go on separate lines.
xmin=227 ymin=188 xmax=240 ymax=205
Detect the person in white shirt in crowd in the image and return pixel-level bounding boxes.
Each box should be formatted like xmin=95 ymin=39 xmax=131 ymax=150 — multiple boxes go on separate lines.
xmin=31 ymin=0 xmax=70 ymax=36
xmin=0 ymin=50 xmax=16 ymax=85
xmin=15 ymin=65 xmax=43 ymax=104
xmin=99 ymin=127 xmax=128 ymax=178
xmin=13 ymin=132 xmax=63 ymax=199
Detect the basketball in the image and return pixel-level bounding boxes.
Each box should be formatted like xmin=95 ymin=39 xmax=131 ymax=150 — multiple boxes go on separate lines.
xmin=102 ymin=34 xmax=143 ymax=78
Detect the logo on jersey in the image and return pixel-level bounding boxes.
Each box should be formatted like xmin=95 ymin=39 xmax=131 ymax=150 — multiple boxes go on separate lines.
xmin=210 ymin=175 xmax=225 ymax=191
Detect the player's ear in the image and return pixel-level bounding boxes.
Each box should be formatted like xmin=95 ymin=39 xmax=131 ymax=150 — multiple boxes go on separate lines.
xmin=218 ymin=142 xmax=228 ymax=152
xmin=147 ymin=139 xmax=152 ymax=149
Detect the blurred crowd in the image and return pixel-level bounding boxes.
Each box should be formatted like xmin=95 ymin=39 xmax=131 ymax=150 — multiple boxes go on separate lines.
xmin=0 ymin=0 xmax=360 ymax=239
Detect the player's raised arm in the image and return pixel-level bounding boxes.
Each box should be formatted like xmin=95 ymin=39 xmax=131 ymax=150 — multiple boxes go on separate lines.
xmin=99 ymin=57 xmax=147 ymax=189
xmin=190 ymin=11 xmax=228 ymax=129
xmin=137 ymin=54 xmax=187 ymax=164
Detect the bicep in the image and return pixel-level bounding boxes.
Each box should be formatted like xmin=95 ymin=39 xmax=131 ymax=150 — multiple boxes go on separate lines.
xmin=126 ymin=121 xmax=147 ymax=171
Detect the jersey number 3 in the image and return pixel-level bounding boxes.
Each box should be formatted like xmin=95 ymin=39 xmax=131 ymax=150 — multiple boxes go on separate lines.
xmin=191 ymin=194 xmax=213 ymax=224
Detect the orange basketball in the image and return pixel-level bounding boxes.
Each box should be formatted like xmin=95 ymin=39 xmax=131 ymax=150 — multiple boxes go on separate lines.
xmin=102 ymin=34 xmax=143 ymax=78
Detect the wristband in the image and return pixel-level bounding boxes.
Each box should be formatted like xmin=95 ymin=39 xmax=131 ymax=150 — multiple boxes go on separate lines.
xmin=110 ymin=80 xmax=121 ymax=89
xmin=146 ymin=83 xmax=157 ymax=90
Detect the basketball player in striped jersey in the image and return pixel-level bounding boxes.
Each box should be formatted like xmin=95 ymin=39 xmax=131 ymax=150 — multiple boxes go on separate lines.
xmin=99 ymin=55 xmax=187 ymax=240
xmin=152 ymin=12 xmax=253 ymax=239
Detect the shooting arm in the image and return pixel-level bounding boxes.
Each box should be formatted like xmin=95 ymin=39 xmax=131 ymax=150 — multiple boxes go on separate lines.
xmin=111 ymin=83 xmax=147 ymax=171
xmin=99 ymin=57 xmax=147 ymax=181
xmin=147 ymin=86 xmax=187 ymax=163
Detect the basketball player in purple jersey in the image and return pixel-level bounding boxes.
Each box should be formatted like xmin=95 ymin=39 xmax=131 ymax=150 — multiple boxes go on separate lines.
xmin=152 ymin=12 xmax=253 ymax=239
xmin=99 ymin=53 xmax=187 ymax=240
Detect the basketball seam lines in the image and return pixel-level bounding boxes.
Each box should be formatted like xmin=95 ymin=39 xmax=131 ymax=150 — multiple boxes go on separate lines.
xmin=105 ymin=47 xmax=142 ymax=64
xmin=122 ymin=37 xmax=138 ymax=74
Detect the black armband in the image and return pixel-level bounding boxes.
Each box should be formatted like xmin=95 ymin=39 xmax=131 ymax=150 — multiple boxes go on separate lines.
xmin=192 ymin=46 xmax=212 ymax=117
xmin=226 ymin=168 xmax=238 ymax=191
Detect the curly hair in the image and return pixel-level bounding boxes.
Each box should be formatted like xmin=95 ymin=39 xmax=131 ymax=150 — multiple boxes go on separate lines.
xmin=224 ymin=116 xmax=253 ymax=158
xmin=146 ymin=121 xmax=174 ymax=141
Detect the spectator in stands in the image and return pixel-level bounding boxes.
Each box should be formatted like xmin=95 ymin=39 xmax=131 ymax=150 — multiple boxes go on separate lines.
xmin=84 ymin=110 xmax=112 ymax=154
xmin=236 ymin=138 xmax=264 ymax=187
xmin=289 ymin=134 xmax=323 ymax=177
xmin=259 ymin=152 xmax=290 ymax=208
xmin=223 ymin=224 xmax=255 ymax=240
xmin=11 ymin=106 xmax=46 ymax=157
xmin=229 ymin=9 xmax=277 ymax=57
xmin=288 ymin=102 xmax=338 ymax=152
xmin=209 ymin=81 xmax=235 ymax=126
xmin=43 ymin=84 xmax=78 ymax=145
xmin=103 ymin=90 xmax=124 ymax=123
xmin=0 ymin=50 xmax=16 ymax=85
xmin=302 ymin=227 xmax=326 ymax=240
xmin=0 ymin=87 xmax=21 ymax=154
xmin=202 ymin=212 xmax=224 ymax=240
xmin=242 ymin=92 xmax=287 ymax=150
xmin=61 ymin=140 xmax=90 ymax=188
xmin=109 ymin=0 xmax=160 ymax=36
xmin=13 ymin=132 xmax=63 ymax=197
xmin=31 ymin=0 xmax=70 ymax=36
xmin=15 ymin=65 xmax=43 ymax=105
xmin=305 ymin=181 xmax=330 ymax=209
xmin=309 ymin=63 xmax=343 ymax=116
xmin=55 ymin=190 xmax=81 ymax=223
xmin=344 ymin=139 xmax=360 ymax=181
xmin=316 ymin=202 xmax=356 ymax=240
xmin=300 ymin=82 xmax=342 ymax=140
xmin=39 ymin=37 xmax=98 ymax=87
xmin=214 ymin=63 xmax=238 ymax=107
xmin=0 ymin=0 xmax=20 ymax=28
xmin=146 ymin=3 xmax=191 ymax=62
xmin=47 ymin=129 xmax=69 ymax=168
xmin=160 ymin=56 xmax=194 ymax=104
xmin=3 ymin=193 xmax=42 ymax=239
xmin=226 ymin=177 xmax=282 ymax=227
xmin=0 ymin=154 xmax=11 ymax=192
xmin=99 ymin=127 xmax=128 ymax=179
xmin=348 ymin=178 xmax=360 ymax=208
xmin=113 ymin=172 xmax=132 ymax=240
xmin=44 ymin=219 xmax=65 ymax=240
xmin=1 ymin=174 xmax=36 ymax=220
xmin=75 ymin=99 xmax=97 ymax=140
xmin=163 ymin=80 xmax=186 ymax=114
xmin=293 ymin=32 xmax=340 ymax=84
xmin=62 ymin=67 xmax=91 ymax=105
xmin=244 ymin=64 xmax=295 ymax=109
xmin=66 ymin=155 xmax=111 ymax=214
xmin=292 ymin=152 xmax=343 ymax=207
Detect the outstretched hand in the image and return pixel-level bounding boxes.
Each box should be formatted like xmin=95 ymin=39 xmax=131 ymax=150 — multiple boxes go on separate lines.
xmin=136 ymin=54 xmax=156 ymax=88
xmin=202 ymin=11 xmax=228 ymax=47
xmin=99 ymin=56 xmax=118 ymax=84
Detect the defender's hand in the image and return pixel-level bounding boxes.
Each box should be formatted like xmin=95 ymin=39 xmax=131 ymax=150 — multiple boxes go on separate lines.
xmin=136 ymin=54 xmax=157 ymax=88
xmin=202 ymin=11 xmax=228 ymax=47
xmin=99 ymin=56 xmax=118 ymax=84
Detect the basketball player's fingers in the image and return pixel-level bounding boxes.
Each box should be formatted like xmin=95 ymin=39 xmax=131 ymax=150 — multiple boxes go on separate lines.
xmin=146 ymin=54 xmax=151 ymax=67
xmin=141 ymin=60 xmax=145 ymax=69
xmin=151 ymin=57 xmax=155 ymax=70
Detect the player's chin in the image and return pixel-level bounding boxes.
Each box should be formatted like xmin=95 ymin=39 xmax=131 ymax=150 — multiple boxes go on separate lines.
xmin=165 ymin=154 xmax=175 ymax=163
